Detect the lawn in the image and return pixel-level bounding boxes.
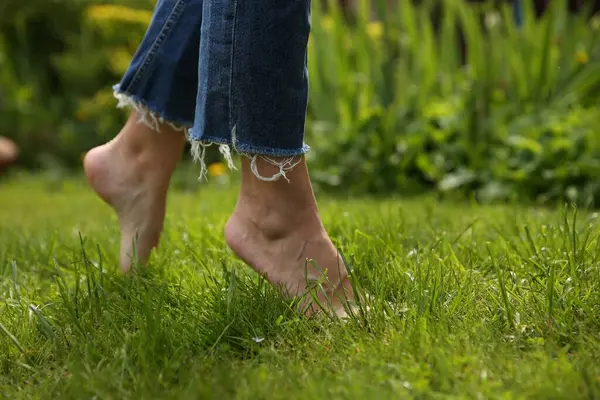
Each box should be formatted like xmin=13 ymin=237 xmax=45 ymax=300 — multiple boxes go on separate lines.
xmin=1 ymin=177 xmax=599 ymax=399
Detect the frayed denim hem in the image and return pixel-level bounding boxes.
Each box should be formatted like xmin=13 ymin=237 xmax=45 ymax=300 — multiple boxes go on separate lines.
xmin=188 ymin=128 xmax=309 ymax=183
xmin=113 ymin=85 xmax=193 ymax=132
xmin=113 ymin=88 xmax=309 ymax=183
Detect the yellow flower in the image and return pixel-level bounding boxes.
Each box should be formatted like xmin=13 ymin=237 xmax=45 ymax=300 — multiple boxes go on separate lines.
xmin=86 ymin=5 xmax=153 ymax=25
xmin=321 ymin=16 xmax=334 ymax=32
xmin=110 ymin=48 xmax=134 ymax=75
xmin=208 ymin=162 xmax=226 ymax=177
xmin=367 ymin=22 xmax=383 ymax=40
xmin=576 ymin=50 xmax=589 ymax=65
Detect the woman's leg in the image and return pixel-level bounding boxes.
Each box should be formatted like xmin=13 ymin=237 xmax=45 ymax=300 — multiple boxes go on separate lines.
xmin=191 ymin=0 xmax=354 ymax=315
xmin=84 ymin=115 xmax=185 ymax=272
xmin=225 ymin=157 xmax=355 ymax=316
xmin=85 ymin=0 xmax=203 ymax=272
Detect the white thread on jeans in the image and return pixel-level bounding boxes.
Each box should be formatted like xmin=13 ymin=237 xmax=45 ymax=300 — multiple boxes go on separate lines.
xmin=219 ymin=144 xmax=236 ymax=170
xmin=232 ymin=124 xmax=302 ymax=183
xmin=190 ymin=141 xmax=211 ymax=181
xmin=248 ymin=155 xmax=301 ymax=183
xmin=190 ymin=141 xmax=238 ymax=182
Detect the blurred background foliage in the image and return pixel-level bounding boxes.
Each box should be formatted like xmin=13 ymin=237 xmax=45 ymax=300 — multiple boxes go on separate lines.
xmin=1 ymin=0 xmax=599 ymax=205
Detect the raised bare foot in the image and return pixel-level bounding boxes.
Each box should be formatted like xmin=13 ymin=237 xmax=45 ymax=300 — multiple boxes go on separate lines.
xmin=225 ymin=156 xmax=355 ymax=317
xmin=84 ymin=113 xmax=185 ymax=272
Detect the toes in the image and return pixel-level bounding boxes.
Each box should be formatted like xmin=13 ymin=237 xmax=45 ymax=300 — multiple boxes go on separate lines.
xmin=119 ymin=225 xmax=161 ymax=273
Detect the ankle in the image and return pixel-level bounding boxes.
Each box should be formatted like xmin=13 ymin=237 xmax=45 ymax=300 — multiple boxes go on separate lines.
xmin=114 ymin=132 xmax=183 ymax=173
xmin=239 ymin=156 xmax=321 ymax=223
xmin=232 ymin=199 xmax=324 ymax=242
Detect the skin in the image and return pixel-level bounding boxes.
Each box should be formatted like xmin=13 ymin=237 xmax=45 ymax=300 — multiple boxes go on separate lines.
xmin=0 ymin=136 xmax=19 ymax=174
xmin=84 ymin=113 xmax=355 ymax=316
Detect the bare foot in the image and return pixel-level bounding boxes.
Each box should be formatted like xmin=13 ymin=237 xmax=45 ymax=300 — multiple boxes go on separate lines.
xmin=225 ymin=213 xmax=354 ymax=316
xmin=84 ymin=113 xmax=185 ymax=272
xmin=225 ymin=156 xmax=355 ymax=317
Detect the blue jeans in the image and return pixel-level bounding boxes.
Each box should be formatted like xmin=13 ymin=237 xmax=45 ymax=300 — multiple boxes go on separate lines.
xmin=114 ymin=0 xmax=311 ymax=180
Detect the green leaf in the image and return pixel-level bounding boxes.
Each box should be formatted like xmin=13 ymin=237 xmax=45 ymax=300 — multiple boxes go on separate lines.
xmin=438 ymin=169 xmax=477 ymax=191
xmin=507 ymin=135 xmax=543 ymax=155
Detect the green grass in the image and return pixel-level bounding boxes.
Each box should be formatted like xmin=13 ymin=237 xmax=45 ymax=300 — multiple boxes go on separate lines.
xmin=1 ymin=177 xmax=599 ymax=399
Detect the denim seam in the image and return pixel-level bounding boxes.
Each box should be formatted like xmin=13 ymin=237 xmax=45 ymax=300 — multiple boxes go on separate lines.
xmin=228 ymin=0 xmax=239 ymax=144
xmin=126 ymin=0 xmax=189 ymax=92
xmin=189 ymin=0 xmax=241 ymax=182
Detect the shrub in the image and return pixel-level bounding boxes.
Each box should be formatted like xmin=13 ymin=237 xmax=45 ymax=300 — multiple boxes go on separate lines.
xmin=306 ymin=0 xmax=600 ymax=204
